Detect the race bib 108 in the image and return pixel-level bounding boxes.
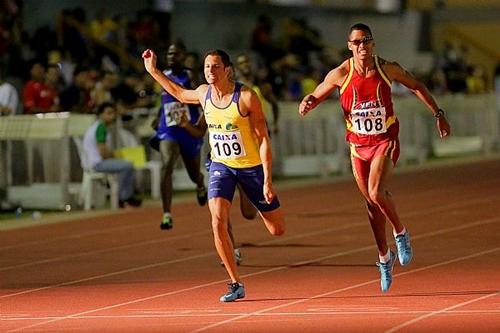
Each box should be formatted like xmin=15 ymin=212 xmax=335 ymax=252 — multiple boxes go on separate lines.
xmin=350 ymin=107 xmax=387 ymax=135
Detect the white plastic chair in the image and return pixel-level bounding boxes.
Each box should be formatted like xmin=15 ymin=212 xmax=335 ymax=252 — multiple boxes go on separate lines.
xmin=72 ymin=136 xmax=119 ymax=211
xmin=143 ymin=160 xmax=162 ymax=199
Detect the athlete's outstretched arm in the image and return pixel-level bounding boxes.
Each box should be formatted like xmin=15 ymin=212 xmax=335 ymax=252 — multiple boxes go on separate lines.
xmin=299 ymin=62 xmax=348 ymax=116
xmin=387 ymin=62 xmax=450 ymax=138
xmin=142 ymin=49 xmax=202 ymax=105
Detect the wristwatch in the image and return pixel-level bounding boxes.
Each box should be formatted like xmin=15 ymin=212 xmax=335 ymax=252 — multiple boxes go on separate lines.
xmin=434 ymin=109 xmax=445 ymax=118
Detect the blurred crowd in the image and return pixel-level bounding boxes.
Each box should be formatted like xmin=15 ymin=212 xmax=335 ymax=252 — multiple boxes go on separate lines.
xmin=0 ymin=1 xmax=497 ymax=118
xmin=0 ymin=1 xmax=167 ymax=116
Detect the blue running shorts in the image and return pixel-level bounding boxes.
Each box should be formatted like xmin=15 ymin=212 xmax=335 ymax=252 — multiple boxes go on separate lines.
xmin=208 ymin=161 xmax=280 ymax=212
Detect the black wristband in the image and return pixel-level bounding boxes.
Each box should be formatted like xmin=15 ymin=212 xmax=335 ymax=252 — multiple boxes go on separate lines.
xmin=434 ymin=109 xmax=445 ymax=118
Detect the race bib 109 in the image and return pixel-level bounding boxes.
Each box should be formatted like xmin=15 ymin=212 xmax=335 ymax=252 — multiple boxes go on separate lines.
xmin=210 ymin=130 xmax=246 ymax=159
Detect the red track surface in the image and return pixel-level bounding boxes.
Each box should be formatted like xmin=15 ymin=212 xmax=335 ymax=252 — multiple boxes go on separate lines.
xmin=1 ymin=158 xmax=499 ymax=332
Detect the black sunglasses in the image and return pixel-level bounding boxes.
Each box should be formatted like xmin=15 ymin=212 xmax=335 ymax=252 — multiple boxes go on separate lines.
xmin=348 ymin=36 xmax=373 ymax=46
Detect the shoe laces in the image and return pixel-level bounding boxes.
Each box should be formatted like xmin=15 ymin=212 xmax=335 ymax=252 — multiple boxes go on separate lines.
xmin=376 ymin=261 xmax=390 ymax=274
xmin=396 ymin=234 xmax=410 ymax=250
xmin=376 ymin=253 xmax=394 ymax=275
xmin=228 ymin=282 xmax=241 ymax=293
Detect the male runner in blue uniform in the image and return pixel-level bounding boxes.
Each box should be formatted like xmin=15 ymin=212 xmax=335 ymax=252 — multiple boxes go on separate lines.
xmin=152 ymin=42 xmax=207 ymax=230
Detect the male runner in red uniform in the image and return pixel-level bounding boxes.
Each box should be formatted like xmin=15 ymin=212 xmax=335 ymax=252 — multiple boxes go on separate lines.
xmin=299 ymin=23 xmax=450 ymax=292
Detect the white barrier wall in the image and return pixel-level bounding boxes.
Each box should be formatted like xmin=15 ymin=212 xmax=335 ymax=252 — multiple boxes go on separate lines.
xmin=0 ymin=93 xmax=498 ymax=209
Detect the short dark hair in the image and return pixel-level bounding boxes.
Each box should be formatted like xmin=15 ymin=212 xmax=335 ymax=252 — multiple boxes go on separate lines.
xmin=97 ymin=102 xmax=115 ymax=115
xmin=169 ymin=40 xmax=187 ymax=53
xmin=204 ymin=49 xmax=233 ymax=68
xmin=349 ymin=23 xmax=373 ymax=38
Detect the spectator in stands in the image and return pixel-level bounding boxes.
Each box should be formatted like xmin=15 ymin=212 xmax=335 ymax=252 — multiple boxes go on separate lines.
xmin=118 ymin=72 xmax=156 ymax=109
xmin=49 ymin=49 xmax=76 ymax=87
xmin=60 ymin=65 xmax=96 ymax=113
xmin=130 ymin=9 xmax=159 ymax=57
xmin=42 ymin=64 xmax=62 ymax=112
xmin=89 ymin=8 xmax=118 ymax=44
xmin=23 ymin=62 xmax=61 ymax=114
xmin=184 ymin=51 xmax=203 ymax=86
xmin=282 ymin=17 xmax=323 ymax=69
xmin=299 ymin=66 xmax=319 ymax=99
xmin=441 ymin=43 xmax=468 ymax=94
xmin=495 ymin=63 xmax=500 ymax=111
xmin=250 ymin=14 xmax=283 ymax=66
xmin=91 ymin=70 xmax=119 ymax=107
xmin=82 ymin=102 xmax=141 ymax=208
xmin=56 ymin=8 xmax=90 ymax=65
xmin=429 ymin=68 xmax=448 ymax=95
xmin=0 ymin=67 xmax=19 ymax=115
xmin=279 ymin=53 xmax=303 ymax=101
xmin=235 ymin=53 xmax=280 ymax=134
xmin=22 ymin=60 xmax=45 ymax=113
xmin=137 ymin=71 xmax=158 ymax=108
xmin=466 ymin=64 xmax=488 ymax=94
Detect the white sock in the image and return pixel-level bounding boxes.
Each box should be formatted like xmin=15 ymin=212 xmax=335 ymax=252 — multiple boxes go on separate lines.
xmin=379 ymin=250 xmax=391 ymax=263
xmin=163 ymin=212 xmax=172 ymax=218
xmin=394 ymin=227 xmax=406 ymax=238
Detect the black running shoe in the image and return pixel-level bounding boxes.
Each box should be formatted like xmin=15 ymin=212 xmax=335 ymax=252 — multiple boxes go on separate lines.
xmin=160 ymin=215 xmax=173 ymax=230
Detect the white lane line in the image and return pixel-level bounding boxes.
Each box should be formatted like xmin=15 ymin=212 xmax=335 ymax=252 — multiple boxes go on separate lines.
xmin=0 ymin=252 xmax=216 ymax=299
xmin=0 ymin=224 xmax=141 ymax=251
xmin=384 ymin=292 xmax=500 ymax=333
xmin=3 ymin=308 xmax=500 ymax=321
xmin=189 ymin=246 xmax=500 ymax=333
xmin=273 ymin=216 xmax=500 ymax=268
xmin=1 ymin=195 xmax=492 ymax=272
xmin=2 ymin=214 xmax=498 ymax=300
xmin=0 ymin=228 xmax=215 ymax=272
xmin=5 ymin=218 xmax=500 ymax=333
xmin=0 ymin=219 xmax=363 ymax=299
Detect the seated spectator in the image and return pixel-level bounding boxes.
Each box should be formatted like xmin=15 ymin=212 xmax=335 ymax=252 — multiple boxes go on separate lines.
xmin=41 ymin=64 xmax=62 ymax=112
xmin=22 ymin=60 xmax=45 ymax=114
xmin=0 ymin=68 xmax=19 ymax=115
xmin=60 ymin=65 xmax=96 ymax=113
xmin=466 ymin=64 xmax=488 ymax=95
xmin=91 ymin=70 xmax=119 ymax=107
xmin=82 ymin=102 xmax=141 ymax=207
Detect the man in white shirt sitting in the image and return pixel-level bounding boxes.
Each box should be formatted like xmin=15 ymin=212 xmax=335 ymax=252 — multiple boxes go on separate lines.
xmin=82 ymin=102 xmax=141 ymax=207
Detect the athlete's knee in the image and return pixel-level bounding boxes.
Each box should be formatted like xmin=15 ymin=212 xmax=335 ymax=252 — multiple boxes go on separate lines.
xmin=161 ymin=162 xmax=176 ymax=175
xmin=210 ymin=207 xmax=229 ymax=234
xmin=368 ymin=188 xmax=386 ymax=206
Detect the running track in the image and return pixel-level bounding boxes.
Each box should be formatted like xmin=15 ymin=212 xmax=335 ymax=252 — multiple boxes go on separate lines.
xmin=1 ymin=157 xmax=499 ymax=332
